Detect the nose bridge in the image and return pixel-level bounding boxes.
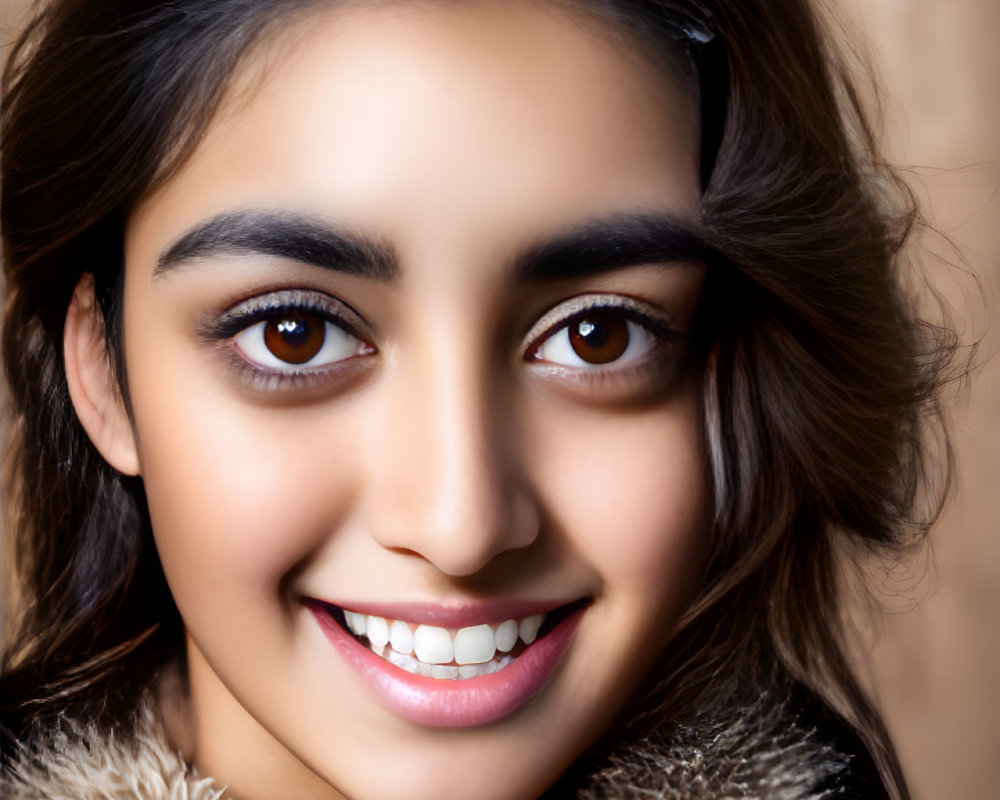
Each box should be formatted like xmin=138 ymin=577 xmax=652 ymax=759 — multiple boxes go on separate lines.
xmin=369 ymin=314 xmax=537 ymax=575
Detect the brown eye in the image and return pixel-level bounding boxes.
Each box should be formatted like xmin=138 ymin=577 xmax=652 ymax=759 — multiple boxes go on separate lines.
xmin=263 ymin=314 xmax=325 ymax=364
xmin=234 ymin=308 xmax=369 ymax=372
xmin=531 ymin=303 xmax=660 ymax=371
xmin=568 ymin=312 xmax=630 ymax=364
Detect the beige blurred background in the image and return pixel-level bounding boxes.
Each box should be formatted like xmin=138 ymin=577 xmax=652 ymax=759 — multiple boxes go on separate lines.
xmin=835 ymin=3 xmax=1000 ymax=799
xmin=2 ymin=1 xmax=998 ymax=798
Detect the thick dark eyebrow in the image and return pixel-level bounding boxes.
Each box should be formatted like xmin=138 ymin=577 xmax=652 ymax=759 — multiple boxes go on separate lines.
xmin=513 ymin=213 xmax=707 ymax=282
xmin=155 ymin=210 xmax=399 ymax=281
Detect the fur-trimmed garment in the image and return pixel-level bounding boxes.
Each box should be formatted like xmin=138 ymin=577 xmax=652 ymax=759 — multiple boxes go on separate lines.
xmin=0 ymin=691 xmax=887 ymax=799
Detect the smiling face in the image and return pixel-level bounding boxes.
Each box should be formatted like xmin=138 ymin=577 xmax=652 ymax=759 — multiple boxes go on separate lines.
xmin=116 ymin=3 xmax=709 ymax=798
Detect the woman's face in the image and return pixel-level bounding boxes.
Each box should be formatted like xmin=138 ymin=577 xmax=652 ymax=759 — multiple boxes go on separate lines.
xmin=121 ymin=3 xmax=709 ymax=798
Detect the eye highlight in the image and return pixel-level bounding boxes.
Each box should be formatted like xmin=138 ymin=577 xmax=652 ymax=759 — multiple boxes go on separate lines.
xmin=203 ymin=289 xmax=375 ymax=388
xmin=534 ymin=311 xmax=655 ymax=368
xmin=234 ymin=313 xmax=370 ymax=372
xmin=524 ymin=294 xmax=683 ymax=400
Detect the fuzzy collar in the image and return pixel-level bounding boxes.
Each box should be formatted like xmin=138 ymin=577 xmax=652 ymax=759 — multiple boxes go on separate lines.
xmin=0 ymin=690 xmax=867 ymax=799
xmin=1 ymin=708 xmax=221 ymax=800
xmin=560 ymin=689 xmax=862 ymax=799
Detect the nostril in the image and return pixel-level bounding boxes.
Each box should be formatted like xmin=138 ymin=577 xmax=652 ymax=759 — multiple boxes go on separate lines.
xmin=367 ymin=488 xmax=540 ymax=576
xmin=367 ymin=380 xmax=539 ymax=574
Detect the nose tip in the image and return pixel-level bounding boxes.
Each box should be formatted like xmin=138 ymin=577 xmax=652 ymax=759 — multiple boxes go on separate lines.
xmin=366 ymin=361 xmax=540 ymax=576
xmin=375 ymin=481 xmax=540 ymax=577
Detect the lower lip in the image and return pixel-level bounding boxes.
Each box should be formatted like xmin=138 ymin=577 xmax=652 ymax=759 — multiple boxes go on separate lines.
xmin=309 ymin=604 xmax=583 ymax=728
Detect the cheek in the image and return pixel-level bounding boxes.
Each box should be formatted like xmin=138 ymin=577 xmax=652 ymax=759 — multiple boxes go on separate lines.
xmin=530 ymin=383 xmax=710 ymax=604
xmin=129 ymin=360 xmax=362 ymax=616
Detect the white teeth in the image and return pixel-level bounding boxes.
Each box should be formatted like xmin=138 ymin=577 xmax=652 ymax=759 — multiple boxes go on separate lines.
xmin=414 ymin=625 xmax=454 ymax=664
xmin=384 ymin=647 xmax=420 ymax=675
xmin=431 ymin=664 xmax=459 ymax=680
xmin=519 ymin=614 xmax=544 ymax=645
xmin=344 ymin=611 xmax=367 ymax=636
xmin=414 ymin=661 xmax=436 ymax=678
xmin=495 ymin=619 xmax=518 ymax=653
xmin=366 ymin=615 xmax=390 ymax=647
xmin=453 ymin=624 xmax=497 ymax=665
xmin=389 ymin=620 xmax=414 ymax=655
xmin=457 ymin=662 xmax=491 ymax=679
xmin=380 ymin=651 xmax=514 ymax=680
xmin=341 ymin=608 xmax=554 ymax=677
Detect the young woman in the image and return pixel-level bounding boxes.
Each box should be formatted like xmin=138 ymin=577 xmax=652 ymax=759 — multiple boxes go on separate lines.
xmin=0 ymin=1 xmax=948 ymax=798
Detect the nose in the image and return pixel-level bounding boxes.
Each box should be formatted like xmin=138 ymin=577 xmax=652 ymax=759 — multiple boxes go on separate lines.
xmin=366 ymin=334 xmax=539 ymax=577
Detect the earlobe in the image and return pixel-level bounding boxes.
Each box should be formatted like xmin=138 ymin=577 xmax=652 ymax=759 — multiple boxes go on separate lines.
xmin=63 ymin=274 xmax=140 ymax=476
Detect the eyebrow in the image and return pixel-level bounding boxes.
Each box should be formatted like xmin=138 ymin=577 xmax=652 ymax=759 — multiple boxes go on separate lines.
xmin=155 ymin=208 xmax=706 ymax=283
xmin=512 ymin=212 xmax=707 ymax=282
xmin=155 ymin=210 xmax=399 ymax=281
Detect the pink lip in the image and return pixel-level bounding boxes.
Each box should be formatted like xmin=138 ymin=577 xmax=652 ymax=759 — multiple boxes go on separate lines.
xmin=308 ymin=601 xmax=584 ymax=728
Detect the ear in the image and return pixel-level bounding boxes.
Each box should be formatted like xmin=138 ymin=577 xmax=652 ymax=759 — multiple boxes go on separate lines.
xmin=64 ymin=274 xmax=140 ymax=476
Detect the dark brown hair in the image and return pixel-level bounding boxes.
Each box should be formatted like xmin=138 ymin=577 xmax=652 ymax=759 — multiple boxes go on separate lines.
xmin=2 ymin=2 xmax=950 ymax=797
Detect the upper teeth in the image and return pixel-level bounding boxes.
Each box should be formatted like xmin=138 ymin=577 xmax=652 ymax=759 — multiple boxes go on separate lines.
xmin=342 ymin=610 xmax=547 ymax=666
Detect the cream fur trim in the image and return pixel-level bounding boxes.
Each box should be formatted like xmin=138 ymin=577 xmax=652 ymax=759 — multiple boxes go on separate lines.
xmin=0 ymin=709 xmax=224 ymax=800
xmin=1 ymin=688 xmax=865 ymax=799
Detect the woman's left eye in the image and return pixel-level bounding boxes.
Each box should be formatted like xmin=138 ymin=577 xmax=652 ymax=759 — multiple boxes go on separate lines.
xmin=532 ymin=309 xmax=657 ymax=368
xmin=233 ymin=310 xmax=371 ymax=373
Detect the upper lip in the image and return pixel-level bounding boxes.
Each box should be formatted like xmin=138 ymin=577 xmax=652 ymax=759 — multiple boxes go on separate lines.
xmin=304 ymin=598 xmax=580 ymax=628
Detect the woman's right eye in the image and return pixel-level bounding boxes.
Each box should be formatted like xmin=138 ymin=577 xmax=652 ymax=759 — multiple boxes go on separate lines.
xmin=204 ymin=289 xmax=376 ymax=386
xmin=234 ymin=311 xmax=372 ymax=373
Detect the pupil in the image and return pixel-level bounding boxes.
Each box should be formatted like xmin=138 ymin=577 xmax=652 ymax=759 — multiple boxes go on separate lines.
xmin=276 ymin=318 xmax=309 ymax=344
xmin=569 ymin=312 xmax=629 ymax=364
xmin=264 ymin=314 xmax=325 ymax=364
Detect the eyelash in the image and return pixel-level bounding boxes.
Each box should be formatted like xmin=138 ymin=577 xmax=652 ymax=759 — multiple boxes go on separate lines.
xmin=524 ymin=295 xmax=678 ymax=376
xmin=203 ymin=289 xmax=374 ymax=392
xmin=205 ymin=290 xmax=680 ymax=395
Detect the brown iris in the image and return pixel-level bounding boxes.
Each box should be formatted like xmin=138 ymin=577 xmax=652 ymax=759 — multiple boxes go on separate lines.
xmin=569 ymin=312 xmax=629 ymax=364
xmin=263 ymin=314 xmax=325 ymax=364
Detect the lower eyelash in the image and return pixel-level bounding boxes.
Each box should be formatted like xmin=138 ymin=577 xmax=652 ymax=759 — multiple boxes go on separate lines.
xmin=200 ymin=289 xmax=375 ymax=393
xmin=221 ymin=344 xmax=375 ymax=394
xmin=527 ymin=331 xmax=688 ymax=403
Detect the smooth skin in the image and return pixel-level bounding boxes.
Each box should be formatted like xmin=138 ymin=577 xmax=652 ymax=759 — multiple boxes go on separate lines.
xmin=65 ymin=3 xmax=711 ymax=798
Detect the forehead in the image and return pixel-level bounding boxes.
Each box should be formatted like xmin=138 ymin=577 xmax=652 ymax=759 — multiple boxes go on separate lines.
xmin=127 ymin=0 xmax=700 ymax=269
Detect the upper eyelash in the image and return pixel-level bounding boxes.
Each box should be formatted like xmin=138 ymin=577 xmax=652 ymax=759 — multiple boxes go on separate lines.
xmin=198 ymin=290 xmax=376 ymax=394
xmin=201 ymin=289 xmax=365 ymax=343
xmin=523 ymin=294 xmax=678 ymax=358
xmin=202 ymin=289 xmax=676 ymax=383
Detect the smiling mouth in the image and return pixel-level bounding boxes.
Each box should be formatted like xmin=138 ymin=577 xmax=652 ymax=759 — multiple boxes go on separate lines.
xmin=320 ymin=601 xmax=582 ymax=680
xmin=308 ymin=598 xmax=589 ymax=726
